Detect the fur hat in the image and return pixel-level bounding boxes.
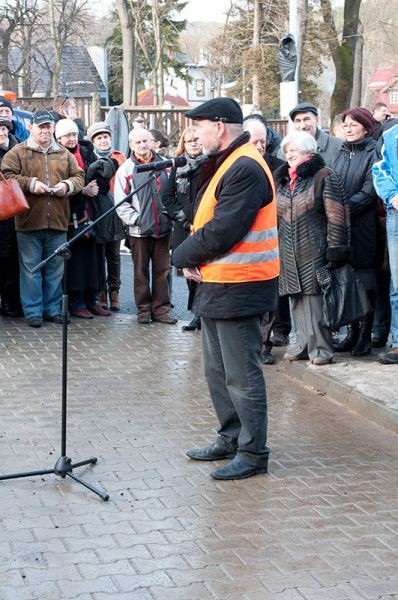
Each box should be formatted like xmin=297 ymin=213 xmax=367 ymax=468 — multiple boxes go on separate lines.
xmin=55 ymin=118 xmax=78 ymax=139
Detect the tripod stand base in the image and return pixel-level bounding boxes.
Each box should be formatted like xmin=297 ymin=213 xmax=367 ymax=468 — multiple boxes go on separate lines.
xmin=0 ymin=455 xmax=109 ymax=501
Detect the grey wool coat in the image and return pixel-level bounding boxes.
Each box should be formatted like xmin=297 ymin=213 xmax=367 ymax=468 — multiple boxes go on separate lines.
xmin=275 ymin=153 xmax=351 ymax=297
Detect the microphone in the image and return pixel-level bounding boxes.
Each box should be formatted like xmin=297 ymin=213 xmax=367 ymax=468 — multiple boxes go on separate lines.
xmin=135 ymin=156 xmax=187 ymax=173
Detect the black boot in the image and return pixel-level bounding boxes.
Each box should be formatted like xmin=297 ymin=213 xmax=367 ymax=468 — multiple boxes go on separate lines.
xmin=182 ymin=315 xmax=201 ymax=332
xmin=334 ymin=322 xmax=359 ymax=352
xmin=352 ymin=316 xmax=373 ymax=356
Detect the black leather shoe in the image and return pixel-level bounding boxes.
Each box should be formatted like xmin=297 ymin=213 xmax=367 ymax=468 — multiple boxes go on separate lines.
xmin=182 ymin=315 xmax=201 ymax=331
xmin=372 ymin=337 xmax=387 ymax=348
xmin=260 ymin=350 xmax=275 ymax=365
xmin=44 ymin=314 xmax=69 ymax=324
xmin=210 ymin=454 xmax=269 ymax=480
xmin=186 ymin=442 xmax=237 ymax=461
xmin=271 ymin=332 xmax=289 ymax=347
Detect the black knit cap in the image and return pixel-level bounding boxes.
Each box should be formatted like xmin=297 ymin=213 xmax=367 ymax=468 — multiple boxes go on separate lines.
xmin=0 ymin=96 xmax=14 ymax=113
xmin=186 ymin=97 xmax=243 ymax=124
xmin=289 ymin=102 xmax=318 ymax=121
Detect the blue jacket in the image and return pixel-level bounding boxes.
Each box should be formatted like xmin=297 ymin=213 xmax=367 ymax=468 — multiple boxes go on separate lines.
xmin=11 ymin=118 xmax=29 ymax=142
xmin=372 ymin=123 xmax=398 ymax=208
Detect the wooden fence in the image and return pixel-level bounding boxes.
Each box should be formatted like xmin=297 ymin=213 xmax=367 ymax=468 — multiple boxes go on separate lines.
xmin=16 ymin=95 xmax=288 ymax=146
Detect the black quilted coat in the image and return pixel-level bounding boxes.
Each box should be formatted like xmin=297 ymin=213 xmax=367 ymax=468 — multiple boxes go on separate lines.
xmin=275 ymin=154 xmax=351 ymax=297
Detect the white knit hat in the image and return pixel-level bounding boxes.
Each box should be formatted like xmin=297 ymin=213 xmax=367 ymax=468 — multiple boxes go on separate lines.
xmin=55 ymin=118 xmax=78 ymax=139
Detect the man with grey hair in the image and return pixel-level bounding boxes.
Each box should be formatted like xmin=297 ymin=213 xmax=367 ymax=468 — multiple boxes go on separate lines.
xmin=289 ymin=102 xmax=342 ymax=166
xmin=113 ymin=127 xmax=176 ymax=324
xmin=172 ymin=97 xmax=279 ymax=480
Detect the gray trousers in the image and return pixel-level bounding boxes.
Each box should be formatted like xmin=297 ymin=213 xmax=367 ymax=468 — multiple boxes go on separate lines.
xmin=290 ymin=293 xmax=333 ymax=361
xmin=201 ymin=315 xmax=270 ymax=465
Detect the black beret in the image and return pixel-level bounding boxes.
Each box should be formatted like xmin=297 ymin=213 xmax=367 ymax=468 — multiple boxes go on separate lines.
xmin=186 ymin=97 xmax=243 ymax=124
xmin=289 ymin=103 xmax=318 ymax=121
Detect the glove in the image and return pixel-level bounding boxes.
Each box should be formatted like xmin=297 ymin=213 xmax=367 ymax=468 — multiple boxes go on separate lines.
xmin=174 ymin=209 xmax=191 ymax=231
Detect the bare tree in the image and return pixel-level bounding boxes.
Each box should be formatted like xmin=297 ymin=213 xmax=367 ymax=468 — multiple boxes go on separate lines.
xmin=115 ymin=0 xmax=136 ymax=105
xmin=320 ymin=0 xmax=362 ymax=116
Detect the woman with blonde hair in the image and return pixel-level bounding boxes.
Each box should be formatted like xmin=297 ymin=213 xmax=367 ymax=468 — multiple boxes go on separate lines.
xmin=162 ymin=126 xmax=204 ymax=330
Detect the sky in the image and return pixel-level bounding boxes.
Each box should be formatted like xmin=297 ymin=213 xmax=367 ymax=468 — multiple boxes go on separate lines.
xmin=180 ymin=0 xmax=231 ymax=23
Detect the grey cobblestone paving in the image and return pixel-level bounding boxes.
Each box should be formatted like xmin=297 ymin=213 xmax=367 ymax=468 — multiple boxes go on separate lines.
xmin=0 ymin=313 xmax=397 ymax=599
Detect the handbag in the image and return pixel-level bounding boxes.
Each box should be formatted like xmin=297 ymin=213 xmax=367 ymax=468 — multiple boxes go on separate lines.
xmin=0 ymin=171 xmax=30 ymax=221
xmin=68 ymin=209 xmax=96 ymax=240
xmin=316 ymin=263 xmax=372 ymax=330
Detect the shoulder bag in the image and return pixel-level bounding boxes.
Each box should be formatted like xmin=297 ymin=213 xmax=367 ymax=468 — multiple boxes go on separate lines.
xmin=0 ymin=171 xmax=30 ymax=221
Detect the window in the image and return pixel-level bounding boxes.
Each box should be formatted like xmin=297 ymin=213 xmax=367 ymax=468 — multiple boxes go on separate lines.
xmin=389 ymin=89 xmax=398 ymax=104
xmin=195 ymin=79 xmax=205 ymax=97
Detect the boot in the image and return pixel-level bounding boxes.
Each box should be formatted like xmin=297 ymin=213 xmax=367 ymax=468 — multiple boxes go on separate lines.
xmin=182 ymin=315 xmax=201 ymax=331
xmin=352 ymin=316 xmax=373 ymax=356
xmin=98 ymin=289 xmax=108 ymax=309
xmin=109 ymin=288 xmax=120 ymax=311
xmin=333 ymin=322 xmax=359 ymax=352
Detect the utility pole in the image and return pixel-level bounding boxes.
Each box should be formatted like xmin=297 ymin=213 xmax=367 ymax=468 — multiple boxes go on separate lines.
xmin=279 ymin=0 xmax=299 ymax=123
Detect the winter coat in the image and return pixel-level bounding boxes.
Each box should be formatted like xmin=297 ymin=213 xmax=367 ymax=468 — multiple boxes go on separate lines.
xmin=373 ymin=123 xmax=398 ymax=208
xmin=0 ymin=134 xmax=19 ymax=258
xmin=331 ymin=136 xmax=378 ymax=274
xmin=1 ymin=136 xmax=84 ymax=232
xmin=172 ymin=132 xmax=278 ymax=319
xmin=114 ymin=151 xmax=172 ymax=239
xmin=275 ymin=153 xmax=351 ymax=297
xmin=161 ymin=153 xmax=202 ymax=249
xmin=86 ymin=157 xmax=125 ymax=243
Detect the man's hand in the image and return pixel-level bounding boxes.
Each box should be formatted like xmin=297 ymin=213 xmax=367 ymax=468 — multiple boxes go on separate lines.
xmin=82 ymin=180 xmax=99 ymax=197
xmin=182 ymin=267 xmax=202 ymax=283
xmin=391 ymin=195 xmax=398 ymax=210
xmin=51 ymin=182 xmax=69 ymax=197
xmin=33 ymin=181 xmax=49 ymax=194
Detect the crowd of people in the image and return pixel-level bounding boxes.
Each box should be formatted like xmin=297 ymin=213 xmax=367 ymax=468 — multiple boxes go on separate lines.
xmin=0 ymin=94 xmax=397 ymax=371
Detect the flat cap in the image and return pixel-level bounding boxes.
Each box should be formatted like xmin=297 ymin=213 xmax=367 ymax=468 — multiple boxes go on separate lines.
xmin=289 ymin=102 xmax=318 ymax=121
xmin=31 ymin=110 xmax=54 ymax=125
xmin=186 ymin=97 xmax=243 ymax=124
xmin=87 ymin=121 xmax=112 ymax=141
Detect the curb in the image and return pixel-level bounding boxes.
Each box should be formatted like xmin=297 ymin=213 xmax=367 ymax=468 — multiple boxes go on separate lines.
xmin=283 ymin=359 xmax=398 ymax=434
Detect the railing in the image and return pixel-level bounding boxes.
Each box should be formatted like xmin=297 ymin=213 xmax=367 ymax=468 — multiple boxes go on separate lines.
xmin=16 ymin=96 xmax=288 ymax=145
xmin=100 ymin=106 xmax=288 ymax=145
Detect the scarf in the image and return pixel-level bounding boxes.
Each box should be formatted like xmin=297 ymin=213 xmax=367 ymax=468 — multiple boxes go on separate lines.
xmin=70 ymin=144 xmax=85 ymax=170
xmin=94 ymin=147 xmax=113 ymax=159
xmin=176 ymin=152 xmax=203 ymax=195
xmin=288 ymin=154 xmax=313 ymax=193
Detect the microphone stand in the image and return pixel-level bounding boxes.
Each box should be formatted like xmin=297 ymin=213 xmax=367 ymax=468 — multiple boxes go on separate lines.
xmin=0 ymin=175 xmax=156 ymax=501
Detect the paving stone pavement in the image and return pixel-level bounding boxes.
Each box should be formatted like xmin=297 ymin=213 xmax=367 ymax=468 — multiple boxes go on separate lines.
xmin=0 ymin=313 xmax=397 ymax=600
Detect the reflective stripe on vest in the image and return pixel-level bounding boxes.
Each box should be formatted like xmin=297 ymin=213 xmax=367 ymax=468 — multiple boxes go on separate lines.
xmin=192 ymin=142 xmax=280 ymax=283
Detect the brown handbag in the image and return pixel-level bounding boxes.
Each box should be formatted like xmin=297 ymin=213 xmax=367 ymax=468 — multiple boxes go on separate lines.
xmin=0 ymin=171 xmax=30 ymax=221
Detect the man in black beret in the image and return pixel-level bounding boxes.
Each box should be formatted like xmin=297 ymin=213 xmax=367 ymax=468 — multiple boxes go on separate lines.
xmin=173 ymin=97 xmax=279 ymax=480
xmin=288 ymin=102 xmax=342 ymax=166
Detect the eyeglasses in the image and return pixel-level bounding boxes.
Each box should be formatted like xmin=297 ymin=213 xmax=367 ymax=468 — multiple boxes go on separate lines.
xmin=343 ymin=121 xmax=362 ymax=130
xmin=185 ymin=138 xmax=200 ymax=144
xmin=60 ymin=132 xmax=78 ymax=139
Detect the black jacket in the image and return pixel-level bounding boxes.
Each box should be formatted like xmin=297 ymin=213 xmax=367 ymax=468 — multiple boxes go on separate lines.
xmin=172 ymin=133 xmax=278 ymax=318
xmin=331 ymin=136 xmax=378 ymax=272
xmin=162 ymin=155 xmax=202 ymax=250
xmin=0 ymin=134 xmax=19 ymax=258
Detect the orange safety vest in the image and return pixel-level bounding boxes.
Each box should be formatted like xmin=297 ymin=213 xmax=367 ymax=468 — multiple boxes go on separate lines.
xmin=192 ymin=142 xmax=280 ymax=283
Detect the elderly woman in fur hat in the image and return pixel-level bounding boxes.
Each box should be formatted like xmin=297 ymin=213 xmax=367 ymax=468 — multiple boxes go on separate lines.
xmin=275 ymin=130 xmax=351 ymax=365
